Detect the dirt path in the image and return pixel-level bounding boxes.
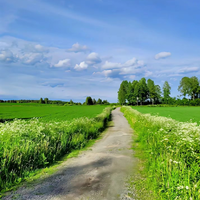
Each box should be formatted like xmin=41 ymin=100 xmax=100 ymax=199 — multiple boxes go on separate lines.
xmin=4 ymin=108 xmax=136 ymax=200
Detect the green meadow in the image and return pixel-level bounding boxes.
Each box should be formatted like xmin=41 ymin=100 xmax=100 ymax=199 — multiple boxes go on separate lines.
xmin=0 ymin=103 xmax=107 ymax=122
xmin=132 ymin=106 xmax=200 ymax=124
xmin=0 ymin=104 xmax=112 ymax=192
xmin=122 ymin=106 xmax=200 ymax=199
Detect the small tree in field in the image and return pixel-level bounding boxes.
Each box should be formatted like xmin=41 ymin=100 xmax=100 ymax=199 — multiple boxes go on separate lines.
xmin=70 ymin=99 xmax=74 ymax=105
xmin=39 ymin=98 xmax=44 ymax=104
xmin=85 ymin=97 xmax=93 ymax=105
xmin=97 ymin=98 xmax=102 ymax=104
xmin=44 ymin=98 xmax=49 ymax=104
xmin=93 ymin=98 xmax=96 ymax=105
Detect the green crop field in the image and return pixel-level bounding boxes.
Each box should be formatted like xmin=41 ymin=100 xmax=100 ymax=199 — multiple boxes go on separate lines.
xmin=0 ymin=103 xmax=107 ymax=122
xmin=132 ymin=106 xmax=200 ymax=124
xmin=0 ymin=104 xmax=113 ymax=192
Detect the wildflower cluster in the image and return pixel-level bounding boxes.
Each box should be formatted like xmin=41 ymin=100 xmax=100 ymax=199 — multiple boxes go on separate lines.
xmin=0 ymin=107 xmax=112 ymax=192
xmin=121 ymin=106 xmax=200 ymax=199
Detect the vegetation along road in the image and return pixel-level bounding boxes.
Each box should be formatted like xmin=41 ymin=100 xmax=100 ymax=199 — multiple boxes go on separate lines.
xmin=4 ymin=107 xmax=136 ymax=200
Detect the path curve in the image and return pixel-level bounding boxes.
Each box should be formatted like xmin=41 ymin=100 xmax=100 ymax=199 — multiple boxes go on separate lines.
xmin=4 ymin=108 xmax=136 ymax=200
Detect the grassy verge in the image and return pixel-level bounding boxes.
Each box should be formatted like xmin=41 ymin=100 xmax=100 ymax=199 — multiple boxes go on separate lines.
xmin=0 ymin=107 xmax=113 ymax=194
xmin=121 ymin=106 xmax=200 ymax=200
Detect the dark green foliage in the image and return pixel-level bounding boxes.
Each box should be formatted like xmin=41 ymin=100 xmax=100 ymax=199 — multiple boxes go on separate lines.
xmin=97 ymin=98 xmax=102 ymax=104
xmin=93 ymin=98 xmax=96 ymax=105
xmin=44 ymin=98 xmax=49 ymax=104
xmin=39 ymin=98 xmax=44 ymax=104
xmin=118 ymin=80 xmax=129 ymax=105
xmin=85 ymin=96 xmax=93 ymax=105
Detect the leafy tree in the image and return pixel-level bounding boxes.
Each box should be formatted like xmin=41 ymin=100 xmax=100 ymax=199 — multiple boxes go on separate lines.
xmin=44 ymin=98 xmax=49 ymax=104
xmin=70 ymin=99 xmax=74 ymax=105
xmin=163 ymin=81 xmax=171 ymax=103
xmin=138 ymin=78 xmax=148 ymax=105
xmin=178 ymin=76 xmax=200 ymax=100
xmin=97 ymin=98 xmax=102 ymax=104
xmin=102 ymin=100 xmax=109 ymax=104
xmin=147 ymin=79 xmax=156 ymax=104
xmin=155 ymin=85 xmax=162 ymax=102
xmin=178 ymin=77 xmax=191 ymax=97
xmin=190 ymin=76 xmax=199 ymax=100
xmin=39 ymin=98 xmax=44 ymax=104
xmin=118 ymin=80 xmax=129 ymax=105
xmin=126 ymin=81 xmax=138 ymax=105
xmin=93 ymin=98 xmax=96 ymax=105
xmin=85 ymin=96 xmax=93 ymax=105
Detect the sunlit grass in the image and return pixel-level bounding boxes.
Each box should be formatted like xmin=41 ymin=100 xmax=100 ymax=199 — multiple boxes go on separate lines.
xmin=0 ymin=107 xmax=112 ymax=193
xmin=122 ymin=106 xmax=200 ymax=200
xmin=132 ymin=106 xmax=200 ymax=124
xmin=0 ymin=104 xmax=107 ymax=122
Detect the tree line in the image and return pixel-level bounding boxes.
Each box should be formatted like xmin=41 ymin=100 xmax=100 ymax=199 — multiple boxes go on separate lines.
xmin=0 ymin=97 xmax=111 ymax=106
xmin=118 ymin=76 xmax=200 ymax=105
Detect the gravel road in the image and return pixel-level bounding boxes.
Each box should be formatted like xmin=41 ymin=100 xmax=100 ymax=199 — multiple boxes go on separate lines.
xmin=4 ymin=107 xmax=136 ymax=200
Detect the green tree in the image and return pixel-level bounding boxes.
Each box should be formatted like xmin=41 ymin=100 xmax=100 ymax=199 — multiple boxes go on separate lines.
xmin=178 ymin=76 xmax=199 ymax=100
xmin=39 ymin=98 xmax=44 ymax=104
xmin=93 ymin=98 xmax=96 ymax=105
xmin=190 ymin=76 xmax=199 ymax=100
xmin=85 ymin=96 xmax=93 ymax=105
xmin=178 ymin=77 xmax=191 ymax=97
xmin=97 ymin=98 xmax=102 ymax=104
xmin=163 ymin=81 xmax=171 ymax=103
xmin=139 ymin=78 xmax=148 ymax=105
xmin=155 ymin=85 xmax=162 ymax=102
xmin=147 ymin=79 xmax=156 ymax=104
xmin=70 ymin=99 xmax=74 ymax=105
xmin=44 ymin=98 xmax=49 ymax=104
xmin=118 ymin=80 xmax=129 ymax=105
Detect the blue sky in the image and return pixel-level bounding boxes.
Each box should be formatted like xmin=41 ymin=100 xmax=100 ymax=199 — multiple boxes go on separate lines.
xmin=1 ymin=0 xmax=200 ymax=102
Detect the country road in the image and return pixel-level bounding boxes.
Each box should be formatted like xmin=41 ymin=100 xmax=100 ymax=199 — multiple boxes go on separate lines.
xmin=4 ymin=107 xmax=136 ymax=200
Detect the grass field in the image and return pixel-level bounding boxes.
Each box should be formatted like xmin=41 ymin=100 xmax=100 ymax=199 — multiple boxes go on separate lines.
xmin=132 ymin=106 xmax=200 ymax=124
xmin=0 ymin=105 xmax=112 ymax=193
xmin=0 ymin=103 xmax=107 ymax=122
xmin=122 ymin=106 xmax=200 ymax=199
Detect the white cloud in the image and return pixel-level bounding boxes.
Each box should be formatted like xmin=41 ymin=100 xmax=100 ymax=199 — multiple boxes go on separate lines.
xmin=23 ymin=43 xmax=49 ymax=53
xmin=19 ymin=53 xmax=45 ymax=65
xmin=178 ymin=67 xmax=199 ymax=74
xmin=0 ymin=49 xmax=15 ymax=62
xmin=67 ymin=43 xmax=89 ymax=53
xmin=102 ymin=61 xmax=121 ymax=69
xmin=74 ymin=61 xmax=88 ymax=71
xmin=144 ymin=71 xmax=153 ymax=77
xmin=86 ymin=52 xmax=101 ymax=65
xmin=54 ymin=59 xmax=71 ymax=68
xmin=124 ymin=57 xmax=137 ymax=67
xmin=102 ymin=57 xmax=144 ymax=70
xmin=155 ymin=52 xmax=171 ymax=60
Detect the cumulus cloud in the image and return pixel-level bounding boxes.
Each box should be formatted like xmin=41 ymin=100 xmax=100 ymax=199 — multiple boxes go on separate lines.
xmin=67 ymin=43 xmax=89 ymax=53
xmin=74 ymin=61 xmax=88 ymax=71
xmin=102 ymin=61 xmax=121 ymax=70
xmin=54 ymin=59 xmax=71 ymax=68
xmin=86 ymin=52 xmax=101 ymax=65
xmin=0 ymin=49 xmax=15 ymax=62
xmin=155 ymin=52 xmax=171 ymax=60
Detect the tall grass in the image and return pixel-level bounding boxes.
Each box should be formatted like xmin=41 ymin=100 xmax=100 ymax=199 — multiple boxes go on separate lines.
xmin=0 ymin=107 xmax=112 ymax=192
xmin=121 ymin=106 xmax=200 ymax=200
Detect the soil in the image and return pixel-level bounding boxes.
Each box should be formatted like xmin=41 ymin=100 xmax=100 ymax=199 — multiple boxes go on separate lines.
xmin=3 ymin=107 xmax=136 ymax=200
